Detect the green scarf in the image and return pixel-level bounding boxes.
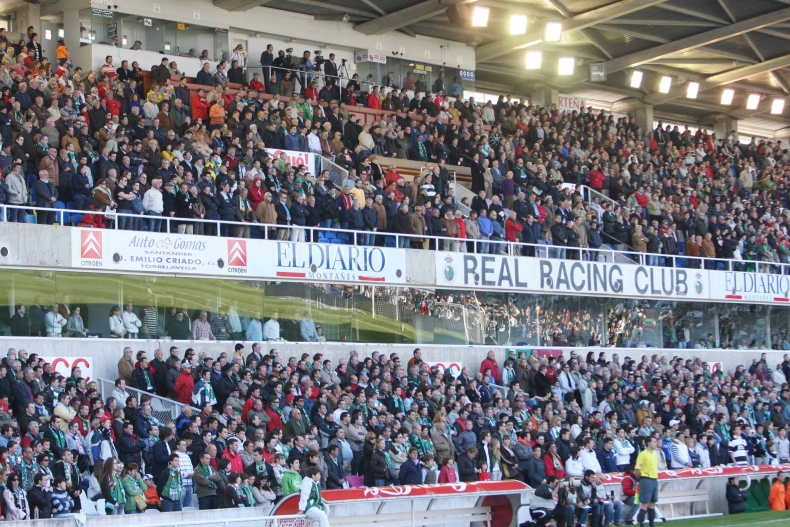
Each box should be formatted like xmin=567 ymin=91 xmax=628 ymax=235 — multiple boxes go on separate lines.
xmin=200 ymin=464 xmax=217 ymax=489
xmin=109 ymin=473 xmax=126 ymax=507
xmin=162 ymin=467 xmax=182 ymax=501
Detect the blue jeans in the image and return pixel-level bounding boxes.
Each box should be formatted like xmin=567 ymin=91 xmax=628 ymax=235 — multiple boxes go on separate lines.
xmin=160 ymin=498 xmax=182 ymax=512
xmin=576 ymin=505 xmax=589 ymax=526
xmin=362 ymin=232 xmax=375 ymax=246
xmin=118 ymin=213 xmax=133 ymax=230
xmin=604 ymin=500 xmax=623 ymax=524
xmin=647 ymin=254 xmax=659 ymax=266
xmin=554 ymin=246 xmax=566 ymax=259
xmin=479 ymin=241 xmax=489 ymax=253
xmin=198 ymin=495 xmax=218 ymax=510
xmin=398 ymin=236 xmax=410 ymax=248
xmin=181 ymin=483 xmax=193 ymax=508
xmin=147 ymin=211 xmax=162 ymax=232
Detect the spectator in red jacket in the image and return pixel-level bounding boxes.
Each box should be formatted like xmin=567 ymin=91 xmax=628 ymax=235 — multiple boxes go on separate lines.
xmin=249 ymin=73 xmax=265 ymax=91
xmin=265 ymin=396 xmax=285 ymax=433
xmin=622 ymin=467 xmax=638 ymax=523
xmin=367 ymin=87 xmax=381 ymax=110
xmin=223 ymin=438 xmax=244 ymax=472
xmin=479 ymin=350 xmax=500 ymax=384
xmin=191 ymin=91 xmax=209 ymax=122
xmin=172 ymin=363 xmax=195 ymax=404
xmin=589 ymin=167 xmax=605 ymax=190
xmin=544 ymin=443 xmax=566 ymax=479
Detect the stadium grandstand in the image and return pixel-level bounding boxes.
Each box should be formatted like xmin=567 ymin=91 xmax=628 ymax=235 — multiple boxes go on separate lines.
xmin=2 ymin=0 xmax=790 ymax=526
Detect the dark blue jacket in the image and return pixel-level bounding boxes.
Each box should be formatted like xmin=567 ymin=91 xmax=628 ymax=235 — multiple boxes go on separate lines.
xmin=398 ymin=458 xmax=423 ymax=485
xmin=597 ymin=448 xmax=618 ymax=473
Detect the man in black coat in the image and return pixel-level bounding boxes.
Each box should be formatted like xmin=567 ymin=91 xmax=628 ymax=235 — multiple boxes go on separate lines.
xmin=151 ymin=428 xmax=174 ymax=480
xmin=34 ymin=170 xmax=57 ymax=224
xmin=522 ymin=214 xmax=539 ymax=257
xmin=551 ymin=221 xmax=568 ymax=259
xmin=149 ymin=349 xmax=169 ymax=397
xmin=9 ymin=305 xmax=30 ymax=336
xmin=565 ymin=219 xmax=580 ymax=260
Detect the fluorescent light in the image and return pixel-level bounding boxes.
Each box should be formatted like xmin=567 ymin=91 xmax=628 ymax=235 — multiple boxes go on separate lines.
xmin=44 ymin=29 xmax=52 ymax=40
xmin=58 ymin=28 xmax=65 ymax=38
xmin=659 ymin=76 xmax=672 ymax=93
xmin=472 ymin=6 xmax=489 ymax=27
xmin=746 ymin=94 xmax=760 ymax=110
xmin=558 ymin=57 xmax=574 ymax=76
xmin=686 ymin=82 xmax=699 ymax=99
xmin=772 ymin=99 xmax=785 ymax=114
xmin=629 ymin=70 xmax=643 ymax=89
xmin=721 ymin=89 xmax=734 ymax=105
xmin=525 ymin=50 xmax=542 ymax=70
xmin=545 ymin=22 xmax=562 ymax=42
xmin=510 ymin=15 xmax=527 ymax=35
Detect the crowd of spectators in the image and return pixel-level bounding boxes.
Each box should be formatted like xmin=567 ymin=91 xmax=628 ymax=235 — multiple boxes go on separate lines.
xmin=1 ymin=34 xmax=790 ymax=271
xmin=1 ymin=342 xmax=790 ymax=522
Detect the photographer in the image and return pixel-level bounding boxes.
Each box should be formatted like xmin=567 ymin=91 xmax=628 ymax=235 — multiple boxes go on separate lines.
xmin=273 ymin=49 xmax=289 ymax=83
xmin=526 ymin=476 xmax=566 ymax=527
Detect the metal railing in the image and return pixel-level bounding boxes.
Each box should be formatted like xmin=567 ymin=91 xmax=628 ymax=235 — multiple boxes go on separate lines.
xmin=579 ymin=185 xmax=633 ymax=216
xmin=106 ymin=513 xmax=309 ymax=527
xmin=3 ymin=203 xmax=788 ymax=273
xmin=319 ymin=155 xmax=351 ymax=190
xmin=97 ymin=377 xmax=199 ymax=424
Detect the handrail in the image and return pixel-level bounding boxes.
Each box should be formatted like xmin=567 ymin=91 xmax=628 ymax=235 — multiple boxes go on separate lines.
xmin=3 ymin=203 xmax=785 ymax=273
xmin=97 ymin=377 xmax=200 ymax=422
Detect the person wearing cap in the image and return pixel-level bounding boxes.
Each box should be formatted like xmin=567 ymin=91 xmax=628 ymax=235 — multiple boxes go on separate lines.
xmin=173 ymin=363 xmax=195 ymax=405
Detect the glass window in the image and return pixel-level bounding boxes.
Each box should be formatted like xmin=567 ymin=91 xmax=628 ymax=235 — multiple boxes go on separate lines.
xmin=0 ymin=270 xmax=55 ymax=337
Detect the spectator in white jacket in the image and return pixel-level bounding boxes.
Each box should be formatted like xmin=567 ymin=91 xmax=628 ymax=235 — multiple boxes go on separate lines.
xmin=121 ymin=303 xmax=142 ymax=338
xmin=109 ymin=306 xmax=125 ymax=338
xmin=143 ymin=178 xmax=165 ymax=233
xmin=613 ymin=428 xmax=635 ymax=471
xmin=776 ymin=427 xmax=790 ymax=463
xmin=44 ymin=304 xmax=67 ymax=337
xmin=5 ymin=162 xmax=29 ymax=223
xmin=580 ymin=437 xmax=601 ymax=473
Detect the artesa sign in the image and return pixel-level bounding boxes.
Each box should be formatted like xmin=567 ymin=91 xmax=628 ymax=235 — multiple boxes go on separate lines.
xmin=71 ymin=229 xmax=407 ymax=284
xmin=558 ymin=94 xmax=586 ymax=113
xmin=436 ymin=253 xmax=707 ymax=301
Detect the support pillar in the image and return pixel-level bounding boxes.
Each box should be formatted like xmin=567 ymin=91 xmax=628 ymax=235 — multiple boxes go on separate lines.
xmin=712 ymin=119 xmax=738 ymax=140
xmin=531 ymin=88 xmax=558 ymax=108
xmin=62 ymin=9 xmax=80 ymax=61
xmin=612 ymin=98 xmax=654 ymax=133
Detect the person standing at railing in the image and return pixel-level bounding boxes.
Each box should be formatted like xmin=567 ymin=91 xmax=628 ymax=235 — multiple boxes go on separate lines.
xmin=5 ymin=161 xmax=27 ymax=222
xmin=33 ymin=169 xmax=57 ymax=225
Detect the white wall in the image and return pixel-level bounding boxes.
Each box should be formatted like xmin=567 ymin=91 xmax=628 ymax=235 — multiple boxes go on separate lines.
xmin=88 ymin=43 xmax=218 ymax=77
xmin=44 ymin=0 xmax=475 ymax=70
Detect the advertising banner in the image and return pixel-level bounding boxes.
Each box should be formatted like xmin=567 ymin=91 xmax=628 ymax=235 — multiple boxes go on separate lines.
xmin=425 ymin=361 xmax=463 ymax=377
xmin=41 ymin=356 xmax=94 ymax=382
xmin=71 ymin=229 xmax=407 ymax=283
xmin=708 ymin=269 xmax=790 ymax=304
xmin=558 ymin=94 xmax=586 ymax=113
xmin=436 ymin=253 xmax=708 ymax=301
xmin=265 ymin=148 xmax=320 ymax=176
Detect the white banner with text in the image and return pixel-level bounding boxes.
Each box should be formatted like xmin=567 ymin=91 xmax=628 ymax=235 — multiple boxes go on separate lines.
xmin=71 ymin=229 xmax=407 ymax=283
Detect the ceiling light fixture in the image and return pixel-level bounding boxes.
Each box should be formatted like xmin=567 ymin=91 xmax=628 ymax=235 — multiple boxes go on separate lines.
xmin=629 ymin=70 xmax=643 ymax=89
xmin=472 ymin=6 xmax=489 ymax=27
xmin=525 ymin=50 xmax=542 ymax=70
xmin=510 ymin=15 xmax=527 ymax=35
xmin=686 ymin=82 xmax=699 ymax=99
xmin=772 ymin=99 xmax=785 ymax=114
xmin=721 ymin=89 xmax=734 ymax=105
xmin=746 ymin=94 xmax=760 ymax=110
xmin=545 ymin=22 xmax=562 ymax=42
xmin=558 ymin=57 xmax=574 ymax=76
xmin=659 ymin=76 xmax=672 ymax=94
